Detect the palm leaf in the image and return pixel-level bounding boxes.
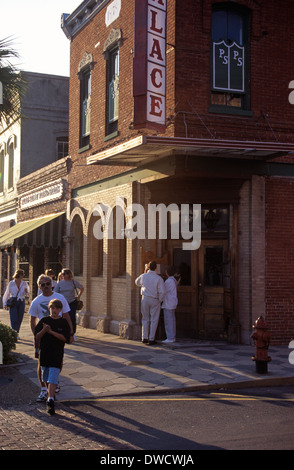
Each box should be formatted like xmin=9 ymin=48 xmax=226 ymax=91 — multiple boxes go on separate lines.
xmin=0 ymin=37 xmax=27 ymax=126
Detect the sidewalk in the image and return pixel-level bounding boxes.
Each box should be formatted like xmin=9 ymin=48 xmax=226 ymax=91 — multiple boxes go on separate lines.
xmin=1 ymin=309 xmax=294 ymax=402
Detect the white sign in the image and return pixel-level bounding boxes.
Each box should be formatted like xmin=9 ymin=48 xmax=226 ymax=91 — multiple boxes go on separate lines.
xmin=20 ymin=179 xmax=64 ymax=210
xmin=105 ymin=0 xmax=121 ymax=27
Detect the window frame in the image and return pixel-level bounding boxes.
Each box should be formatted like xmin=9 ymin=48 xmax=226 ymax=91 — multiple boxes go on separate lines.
xmin=209 ymin=3 xmax=252 ymax=116
xmin=80 ymin=67 xmax=91 ymax=149
xmin=103 ymin=28 xmax=122 ymax=141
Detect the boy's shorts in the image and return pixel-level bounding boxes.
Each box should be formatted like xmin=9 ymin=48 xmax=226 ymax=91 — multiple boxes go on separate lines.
xmin=41 ymin=366 xmax=60 ymax=385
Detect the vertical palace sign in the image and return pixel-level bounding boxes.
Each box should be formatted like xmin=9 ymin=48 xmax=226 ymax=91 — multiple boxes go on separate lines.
xmin=133 ymin=0 xmax=166 ymax=131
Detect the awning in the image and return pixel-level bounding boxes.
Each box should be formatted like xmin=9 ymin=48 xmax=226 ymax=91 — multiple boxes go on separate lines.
xmin=86 ymin=135 xmax=294 ymax=166
xmin=0 ymin=212 xmax=65 ymax=249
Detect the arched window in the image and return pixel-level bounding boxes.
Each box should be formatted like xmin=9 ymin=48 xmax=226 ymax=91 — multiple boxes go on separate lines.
xmin=111 ymin=205 xmax=126 ymax=277
xmin=72 ymin=216 xmax=83 ymax=276
xmin=0 ymin=147 xmax=4 ymax=193
xmin=89 ymin=213 xmax=103 ymax=277
xmin=8 ymin=140 xmax=14 ymax=189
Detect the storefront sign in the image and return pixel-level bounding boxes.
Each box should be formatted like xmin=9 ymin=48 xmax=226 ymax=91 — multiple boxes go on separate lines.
xmin=19 ymin=179 xmax=64 ymax=210
xmin=133 ymin=0 xmax=166 ymax=131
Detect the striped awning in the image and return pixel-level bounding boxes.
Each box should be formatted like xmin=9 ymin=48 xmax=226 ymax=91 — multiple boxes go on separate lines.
xmin=0 ymin=212 xmax=65 ymax=249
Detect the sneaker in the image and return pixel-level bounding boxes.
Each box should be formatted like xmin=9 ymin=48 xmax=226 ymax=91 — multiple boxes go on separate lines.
xmin=55 ymin=383 xmax=60 ymax=393
xmin=36 ymin=389 xmax=48 ymax=402
xmin=46 ymin=399 xmax=55 ymax=415
xmin=162 ymin=339 xmax=176 ymax=343
xmin=142 ymin=339 xmax=148 ymax=344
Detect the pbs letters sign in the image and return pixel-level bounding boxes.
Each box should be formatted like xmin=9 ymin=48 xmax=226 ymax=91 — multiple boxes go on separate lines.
xmin=212 ymin=40 xmax=245 ymax=93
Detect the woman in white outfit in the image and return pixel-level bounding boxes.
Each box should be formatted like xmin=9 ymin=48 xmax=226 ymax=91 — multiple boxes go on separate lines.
xmin=162 ymin=266 xmax=178 ymax=343
xmin=3 ymin=269 xmax=29 ymax=336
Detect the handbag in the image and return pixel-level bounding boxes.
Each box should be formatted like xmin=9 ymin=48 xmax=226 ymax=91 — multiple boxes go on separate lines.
xmin=76 ymin=299 xmax=84 ymax=310
xmin=7 ymin=297 xmax=17 ymax=307
xmin=73 ymin=281 xmax=83 ymax=310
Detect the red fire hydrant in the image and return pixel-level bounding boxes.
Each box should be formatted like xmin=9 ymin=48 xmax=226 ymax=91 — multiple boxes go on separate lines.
xmin=251 ymin=316 xmax=271 ymax=374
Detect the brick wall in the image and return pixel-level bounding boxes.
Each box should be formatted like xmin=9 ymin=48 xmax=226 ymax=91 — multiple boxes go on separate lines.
xmin=173 ymin=0 xmax=294 ymax=144
xmin=265 ymin=177 xmax=294 ymax=344
xmin=68 ymin=0 xmax=294 ymax=194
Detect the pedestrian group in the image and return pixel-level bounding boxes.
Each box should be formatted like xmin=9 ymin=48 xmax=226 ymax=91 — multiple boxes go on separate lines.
xmin=2 ymin=260 xmax=178 ymax=415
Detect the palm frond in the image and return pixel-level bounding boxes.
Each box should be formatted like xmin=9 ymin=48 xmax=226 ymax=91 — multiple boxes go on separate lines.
xmin=0 ymin=37 xmax=27 ymax=126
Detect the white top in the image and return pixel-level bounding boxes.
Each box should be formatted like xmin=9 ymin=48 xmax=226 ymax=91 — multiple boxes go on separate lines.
xmin=135 ymin=270 xmax=165 ymax=303
xmin=28 ymin=292 xmax=70 ymax=319
xmin=162 ymin=276 xmax=178 ymax=310
xmin=2 ymin=280 xmax=30 ymax=306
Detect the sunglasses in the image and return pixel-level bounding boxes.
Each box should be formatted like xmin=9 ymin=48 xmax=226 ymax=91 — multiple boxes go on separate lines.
xmin=40 ymin=282 xmax=51 ymax=287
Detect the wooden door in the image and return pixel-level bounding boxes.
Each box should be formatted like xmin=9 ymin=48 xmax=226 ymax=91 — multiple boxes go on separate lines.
xmin=167 ymin=241 xmax=197 ymax=337
xmin=198 ymin=240 xmax=230 ymax=339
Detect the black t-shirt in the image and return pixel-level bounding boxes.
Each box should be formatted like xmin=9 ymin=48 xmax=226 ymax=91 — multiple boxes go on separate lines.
xmin=34 ymin=316 xmax=70 ymax=369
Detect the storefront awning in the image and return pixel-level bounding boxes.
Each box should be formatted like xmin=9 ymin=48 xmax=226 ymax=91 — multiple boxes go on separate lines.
xmin=0 ymin=212 xmax=65 ymax=249
xmin=86 ymin=135 xmax=294 ymax=166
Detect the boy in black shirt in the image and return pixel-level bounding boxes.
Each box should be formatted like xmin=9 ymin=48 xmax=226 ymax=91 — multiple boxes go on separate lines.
xmin=34 ymin=299 xmax=70 ymax=415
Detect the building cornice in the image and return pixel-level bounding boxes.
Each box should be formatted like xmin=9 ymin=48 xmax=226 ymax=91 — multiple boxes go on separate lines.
xmin=61 ymin=0 xmax=111 ymax=39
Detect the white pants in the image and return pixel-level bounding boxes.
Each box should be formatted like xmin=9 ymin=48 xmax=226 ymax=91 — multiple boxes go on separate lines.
xmin=141 ymin=295 xmax=161 ymax=341
xmin=163 ymin=308 xmax=176 ymax=341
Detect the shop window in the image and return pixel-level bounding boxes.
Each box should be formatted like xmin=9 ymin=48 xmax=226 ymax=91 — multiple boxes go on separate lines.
xmin=19 ymin=246 xmax=30 ymax=280
xmin=210 ymin=3 xmax=251 ymax=115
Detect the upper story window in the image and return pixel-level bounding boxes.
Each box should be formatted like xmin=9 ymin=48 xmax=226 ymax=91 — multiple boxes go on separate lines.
xmin=0 ymin=148 xmax=4 ymax=193
xmin=107 ymin=47 xmax=119 ymax=134
xmin=210 ymin=3 xmax=251 ymax=115
xmin=56 ymin=136 xmax=69 ymax=160
xmin=7 ymin=139 xmax=14 ymax=189
xmin=80 ymin=69 xmax=91 ymax=147
xmin=103 ymin=29 xmax=122 ymax=140
xmin=78 ymin=52 xmax=93 ymax=151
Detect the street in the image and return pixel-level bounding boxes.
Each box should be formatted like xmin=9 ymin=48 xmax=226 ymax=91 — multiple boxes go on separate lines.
xmin=1 ymin=367 xmax=294 ymax=453
xmin=60 ymin=387 xmax=294 ymax=451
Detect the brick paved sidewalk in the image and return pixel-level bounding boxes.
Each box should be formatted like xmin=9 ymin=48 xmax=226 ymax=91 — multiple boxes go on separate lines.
xmin=0 ymin=367 xmax=135 ymax=450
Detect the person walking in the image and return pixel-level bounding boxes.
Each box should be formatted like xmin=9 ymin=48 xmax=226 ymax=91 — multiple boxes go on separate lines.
xmin=2 ymin=269 xmax=29 ymax=338
xmin=162 ymin=266 xmax=178 ymax=343
xmin=29 ymin=274 xmax=73 ymax=402
xmin=55 ymin=268 xmax=84 ymax=339
xmin=135 ymin=260 xmax=165 ymax=345
xmin=34 ymin=298 xmax=71 ymax=415
xmin=37 ymin=269 xmax=57 ymax=295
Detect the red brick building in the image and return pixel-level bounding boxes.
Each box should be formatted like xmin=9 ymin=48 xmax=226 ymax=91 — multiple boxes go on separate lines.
xmin=62 ymin=0 xmax=294 ymax=344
